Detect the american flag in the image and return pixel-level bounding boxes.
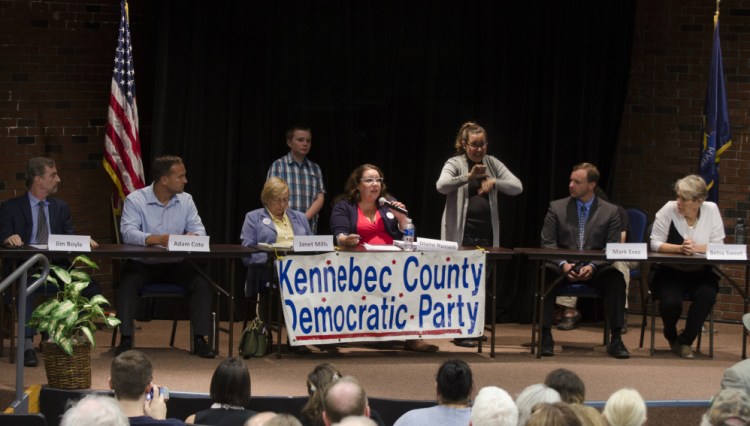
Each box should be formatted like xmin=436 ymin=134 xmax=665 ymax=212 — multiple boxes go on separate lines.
xmin=103 ymin=0 xmax=145 ymax=204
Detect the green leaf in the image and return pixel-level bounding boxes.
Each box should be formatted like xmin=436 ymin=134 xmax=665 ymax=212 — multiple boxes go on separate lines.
xmin=88 ymin=294 xmax=110 ymax=307
xmin=51 ymin=300 xmax=76 ymax=321
xmin=70 ymin=270 xmax=90 ymax=282
xmin=105 ymin=317 xmax=122 ymax=328
xmin=80 ymin=326 xmax=95 ymax=346
xmin=58 ymin=337 xmax=73 ymax=356
xmin=73 ymin=255 xmax=98 ymax=270
xmin=70 ymin=281 xmax=89 ymax=295
xmin=50 ymin=265 xmax=72 ymax=285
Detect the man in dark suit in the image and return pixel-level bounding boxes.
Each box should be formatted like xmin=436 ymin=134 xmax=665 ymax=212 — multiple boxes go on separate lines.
xmin=0 ymin=157 xmax=99 ymax=366
xmin=539 ymin=162 xmax=629 ymax=359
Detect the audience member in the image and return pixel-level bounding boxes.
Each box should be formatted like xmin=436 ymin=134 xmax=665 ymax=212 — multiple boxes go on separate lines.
xmin=539 ymin=162 xmax=628 ymax=359
xmin=116 ymin=155 xmax=215 ymax=358
xmin=246 ymin=412 xmax=278 ymax=426
xmin=526 ymin=403 xmax=582 ymax=426
xmin=185 ymin=358 xmax=256 ymax=425
xmin=0 ymin=156 xmax=100 ymax=367
xmin=335 ymin=416 xmax=377 ymax=426
xmin=323 ymin=376 xmax=370 ymax=426
xmin=267 ymin=125 xmax=325 ymax=233
xmin=602 ymin=388 xmax=646 ymax=426
xmin=568 ymin=404 xmax=605 ymax=426
xmin=544 ymin=368 xmax=586 ymax=404
xmin=722 ymin=315 xmax=750 ymax=394
xmin=109 ymin=350 xmax=184 ymax=425
xmin=61 ymin=394 xmax=128 ymax=426
xmin=301 ymin=363 xmax=343 ymax=426
xmin=515 ymin=384 xmax=561 ymax=426
xmin=394 ymin=359 xmax=473 ymax=426
xmin=469 ymin=386 xmax=518 ymax=426
xmin=265 ymin=413 xmax=303 ymax=426
xmin=700 ymin=388 xmax=750 ymax=426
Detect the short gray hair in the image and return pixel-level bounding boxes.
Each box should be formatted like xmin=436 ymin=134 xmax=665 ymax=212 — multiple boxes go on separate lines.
xmin=674 ymin=174 xmax=707 ymax=201
xmin=470 ymin=386 xmax=519 ymax=426
xmin=25 ymin=157 xmax=55 ymax=188
xmin=61 ymin=394 xmax=128 ymax=426
xmin=603 ymin=388 xmax=647 ymax=426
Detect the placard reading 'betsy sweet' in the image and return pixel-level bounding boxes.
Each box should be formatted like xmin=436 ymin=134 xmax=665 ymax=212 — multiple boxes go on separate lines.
xmin=277 ymin=250 xmax=486 ymax=346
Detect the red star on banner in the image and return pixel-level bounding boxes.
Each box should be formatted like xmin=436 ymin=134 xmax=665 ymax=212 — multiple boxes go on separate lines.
xmin=361 ymin=295 xmax=367 ymax=301
xmin=410 ymin=315 xmax=415 ymax=320
xmin=321 ymin=297 xmax=327 ymax=303
xmin=445 ymin=257 xmax=451 ymax=262
xmin=447 ymin=294 xmax=453 ymax=299
xmin=326 ymin=260 xmax=331 ymax=265
xmin=399 ymin=293 xmax=404 ymax=298
xmin=391 ymin=259 xmax=397 ymax=264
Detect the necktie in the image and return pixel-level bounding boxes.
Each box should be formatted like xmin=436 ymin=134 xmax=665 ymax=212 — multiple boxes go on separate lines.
xmin=37 ymin=202 xmax=49 ymax=245
xmin=578 ymin=205 xmax=588 ymax=249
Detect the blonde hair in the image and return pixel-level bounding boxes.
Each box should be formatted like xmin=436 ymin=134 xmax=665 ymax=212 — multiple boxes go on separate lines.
xmin=674 ymin=174 xmax=707 ymax=201
xmin=261 ymin=177 xmax=290 ymax=205
xmin=454 ymin=121 xmax=486 ymax=154
xmin=602 ymin=388 xmax=646 ymax=426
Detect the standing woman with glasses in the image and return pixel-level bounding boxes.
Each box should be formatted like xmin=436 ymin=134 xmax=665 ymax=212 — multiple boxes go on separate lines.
xmin=437 ymin=121 xmax=523 ymax=249
xmin=437 ymin=121 xmax=522 ymax=348
xmin=330 ymin=164 xmax=438 ymax=352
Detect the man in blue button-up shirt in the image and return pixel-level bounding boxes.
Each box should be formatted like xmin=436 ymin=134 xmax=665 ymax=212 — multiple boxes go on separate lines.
xmin=116 ymin=155 xmax=215 ymax=358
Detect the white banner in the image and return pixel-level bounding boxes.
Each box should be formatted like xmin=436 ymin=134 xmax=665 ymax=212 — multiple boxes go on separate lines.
xmin=276 ymin=250 xmax=486 ymax=346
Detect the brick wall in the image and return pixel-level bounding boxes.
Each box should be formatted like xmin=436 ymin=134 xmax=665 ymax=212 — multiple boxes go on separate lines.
xmin=614 ymin=0 xmax=750 ymax=320
xmin=0 ymin=0 xmax=155 ymax=300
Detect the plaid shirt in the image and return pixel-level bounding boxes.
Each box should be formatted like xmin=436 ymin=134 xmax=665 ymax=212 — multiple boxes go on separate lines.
xmin=267 ymin=152 xmax=325 ymax=233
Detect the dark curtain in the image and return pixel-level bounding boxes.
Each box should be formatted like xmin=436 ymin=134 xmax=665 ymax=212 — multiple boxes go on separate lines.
xmin=147 ymin=0 xmax=635 ymax=322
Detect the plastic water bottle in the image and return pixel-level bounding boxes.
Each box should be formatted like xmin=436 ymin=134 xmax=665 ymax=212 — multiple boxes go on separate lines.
xmin=403 ymin=218 xmax=416 ymax=251
xmin=736 ymin=218 xmax=747 ymax=245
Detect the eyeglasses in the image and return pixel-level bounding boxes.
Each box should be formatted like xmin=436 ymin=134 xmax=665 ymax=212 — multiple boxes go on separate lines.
xmin=466 ymin=141 xmax=488 ymax=149
xmin=360 ymin=178 xmax=384 ymax=185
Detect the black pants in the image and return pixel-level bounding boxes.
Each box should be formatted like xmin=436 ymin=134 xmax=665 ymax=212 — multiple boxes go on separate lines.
xmin=116 ymin=260 xmax=213 ymax=336
xmin=652 ymin=265 xmax=718 ymax=345
xmin=543 ymin=264 xmax=626 ymax=330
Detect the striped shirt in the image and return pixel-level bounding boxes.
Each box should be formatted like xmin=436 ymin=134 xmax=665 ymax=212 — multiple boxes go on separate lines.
xmin=267 ymin=152 xmax=325 ymax=233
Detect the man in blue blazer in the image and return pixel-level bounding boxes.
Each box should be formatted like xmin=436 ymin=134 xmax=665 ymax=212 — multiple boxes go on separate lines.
xmin=0 ymin=157 xmax=99 ymax=366
xmin=539 ymin=162 xmax=629 ymax=359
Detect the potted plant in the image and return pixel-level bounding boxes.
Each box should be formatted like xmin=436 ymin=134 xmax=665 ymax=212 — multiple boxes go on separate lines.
xmin=28 ymin=255 xmax=120 ymax=389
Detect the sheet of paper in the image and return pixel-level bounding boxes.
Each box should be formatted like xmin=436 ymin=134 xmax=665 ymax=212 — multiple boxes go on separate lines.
xmin=362 ymin=243 xmax=402 ymax=252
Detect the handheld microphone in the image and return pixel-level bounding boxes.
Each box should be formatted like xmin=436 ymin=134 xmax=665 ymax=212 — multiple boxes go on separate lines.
xmin=378 ymin=197 xmax=408 ymax=215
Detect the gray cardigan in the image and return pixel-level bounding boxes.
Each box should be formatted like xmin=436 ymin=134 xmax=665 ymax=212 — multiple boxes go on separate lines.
xmin=436 ymin=154 xmax=522 ymax=246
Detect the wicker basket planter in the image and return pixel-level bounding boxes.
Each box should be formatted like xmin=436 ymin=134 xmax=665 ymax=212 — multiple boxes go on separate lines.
xmin=42 ymin=341 xmax=91 ymax=389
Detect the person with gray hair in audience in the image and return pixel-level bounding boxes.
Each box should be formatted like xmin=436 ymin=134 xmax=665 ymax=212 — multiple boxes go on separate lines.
xmin=700 ymin=388 xmax=750 ymax=426
xmin=394 ymin=359 xmax=473 ymax=426
xmin=602 ymin=388 xmax=646 ymax=426
xmin=515 ymin=383 xmax=561 ymax=425
xmin=323 ymin=376 xmax=370 ymax=426
xmin=470 ymin=386 xmax=518 ymax=426
xmin=61 ymin=394 xmax=129 ymax=426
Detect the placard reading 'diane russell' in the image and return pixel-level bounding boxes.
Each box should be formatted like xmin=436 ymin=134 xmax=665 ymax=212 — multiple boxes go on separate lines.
xmin=293 ymin=235 xmax=334 ymax=252
xmin=606 ymin=243 xmax=647 ymax=260
xmin=168 ymin=235 xmax=210 ymax=252
xmin=47 ymin=234 xmax=91 ymax=252
xmin=707 ymin=243 xmax=747 ymax=261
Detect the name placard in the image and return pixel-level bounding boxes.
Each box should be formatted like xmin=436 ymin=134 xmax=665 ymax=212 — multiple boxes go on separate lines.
xmin=606 ymin=243 xmax=647 ymax=260
xmin=416 ymin=237 xmax=459 ymax=252
xmin=47 ymin=234 xmax=91 ymax=252
xmin=294 ymin=235 xmax=334 ymax=252
xmin=168 ymin=235 xmax=210 ymax=252
xmin=707 ymin=243 xmax=747 ymax=260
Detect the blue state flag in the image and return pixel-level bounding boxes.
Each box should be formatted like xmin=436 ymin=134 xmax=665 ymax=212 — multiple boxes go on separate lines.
xmin=699 ymin=17 xmax=732 ymax=204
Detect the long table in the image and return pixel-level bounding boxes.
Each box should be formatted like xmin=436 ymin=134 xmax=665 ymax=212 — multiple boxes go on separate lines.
xmin=516 ymin=247 xmax=750 ymax=358
xmin=0 ymin=243 xmax=259 ymax=358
